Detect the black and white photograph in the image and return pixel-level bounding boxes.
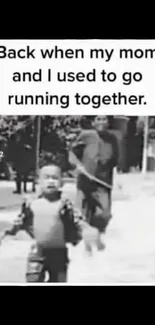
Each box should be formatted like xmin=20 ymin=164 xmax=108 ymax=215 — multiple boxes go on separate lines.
xmin=0 ymin=115 xmax=154 ymax=284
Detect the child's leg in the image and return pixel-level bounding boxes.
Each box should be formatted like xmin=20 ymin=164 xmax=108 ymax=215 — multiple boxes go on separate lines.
xmin=26 ymin=269 xmax=45 ymax=282
xmin=91 ymin=187 xmax=112 ymax=233
xmin=23 ymin=173 xmax=28 ymax=193
xmin=46 ymin=248 xmax=69 ymax=283
xmin=96 ymin=232 xmax=106 ymax=250
xmin=26 ymin=244 xmax=45 ymax=283
xmin=48 ymin=268 xmax=68 ymax=283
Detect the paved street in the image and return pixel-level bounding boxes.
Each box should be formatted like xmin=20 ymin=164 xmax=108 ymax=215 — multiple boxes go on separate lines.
xmin=69 ymin=198 xmax=155 ymax=284
xmin=0 ymin=174 xmax=155 ymax=284
xmin=1 ymin=171 xmax=155 ymax=210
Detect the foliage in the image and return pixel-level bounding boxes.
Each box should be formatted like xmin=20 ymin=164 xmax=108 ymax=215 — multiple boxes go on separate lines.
xmin=0 ymin=116 xmax=86 ymax=173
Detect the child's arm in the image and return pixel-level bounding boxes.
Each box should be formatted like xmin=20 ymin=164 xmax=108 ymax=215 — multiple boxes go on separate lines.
xmin=0 ymin=209 xmax=25 ymax=245
xmin=1 ymin=199 xmax=34 ymax=240
xmin=2 ymin=201 xmax=27 ymax=238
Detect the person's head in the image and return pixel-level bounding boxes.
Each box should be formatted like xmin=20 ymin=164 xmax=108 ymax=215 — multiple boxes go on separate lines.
xmin=39 ymin=163 xmax=63 ymax=198
xmin=92 ymin=116 xmax=109 ymax=132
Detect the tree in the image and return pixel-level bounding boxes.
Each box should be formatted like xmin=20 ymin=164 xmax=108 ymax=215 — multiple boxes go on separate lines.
xmin=0 ymin=115 xmax=84 ymax=174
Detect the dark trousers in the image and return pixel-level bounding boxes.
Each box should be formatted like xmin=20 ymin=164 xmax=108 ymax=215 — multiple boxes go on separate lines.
xmin=16 ymin=172 xmax=35 ymax=193
xmin=26 ymin=244 xmax=69 ymax=283
xmin=76 ymin=178 xmax=112 ymax=233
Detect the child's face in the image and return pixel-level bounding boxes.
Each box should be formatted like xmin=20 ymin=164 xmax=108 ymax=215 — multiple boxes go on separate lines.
xmin=39 ymin=165 xmax=62 ymax=195
xmin=93 ymin=116 xmax=109 ymax=132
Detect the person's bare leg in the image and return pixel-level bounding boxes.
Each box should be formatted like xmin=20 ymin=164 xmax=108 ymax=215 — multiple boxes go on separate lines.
xmin=32 ymin=180 xmax=36 ymax=192
xmin=13 ymin=172 xmax=21 ymax=194
xmin=97 ymin=232 xmax=106 ymax=250
xmin=23 ymin=174 xmax=28 ymax=193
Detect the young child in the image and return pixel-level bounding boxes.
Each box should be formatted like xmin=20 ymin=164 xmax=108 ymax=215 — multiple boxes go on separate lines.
xmin=70 ymin=115 xmax=119 ymax=250
xmin=3 ymin=163 xmax=83 ymax=283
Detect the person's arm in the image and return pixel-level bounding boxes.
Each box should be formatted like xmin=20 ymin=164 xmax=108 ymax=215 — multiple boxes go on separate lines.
xmin=111 ymin=135 xmax=119 ymax=167
xmin=98 ymin=135 xmax=119 ymax=170
xmin=69 ymin=131 xmax=85 ymax=163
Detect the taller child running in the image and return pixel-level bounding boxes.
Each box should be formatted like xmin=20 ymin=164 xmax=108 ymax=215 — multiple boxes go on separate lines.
xmin=70 ymin=116 xmax=119 ymax=249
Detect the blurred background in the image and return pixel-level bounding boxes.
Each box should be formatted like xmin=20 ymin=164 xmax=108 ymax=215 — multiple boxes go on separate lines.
xmin=0 ymin=115 xmax=155 ymax=182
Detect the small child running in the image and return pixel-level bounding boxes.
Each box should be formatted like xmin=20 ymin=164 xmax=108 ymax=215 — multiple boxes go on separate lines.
xmin=2 ymin=163 xmax=84 ymax=283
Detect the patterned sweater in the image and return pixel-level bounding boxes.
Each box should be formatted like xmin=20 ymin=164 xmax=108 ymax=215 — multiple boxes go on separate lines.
xmin=4 ymin=196 xmax=84 ymax=247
